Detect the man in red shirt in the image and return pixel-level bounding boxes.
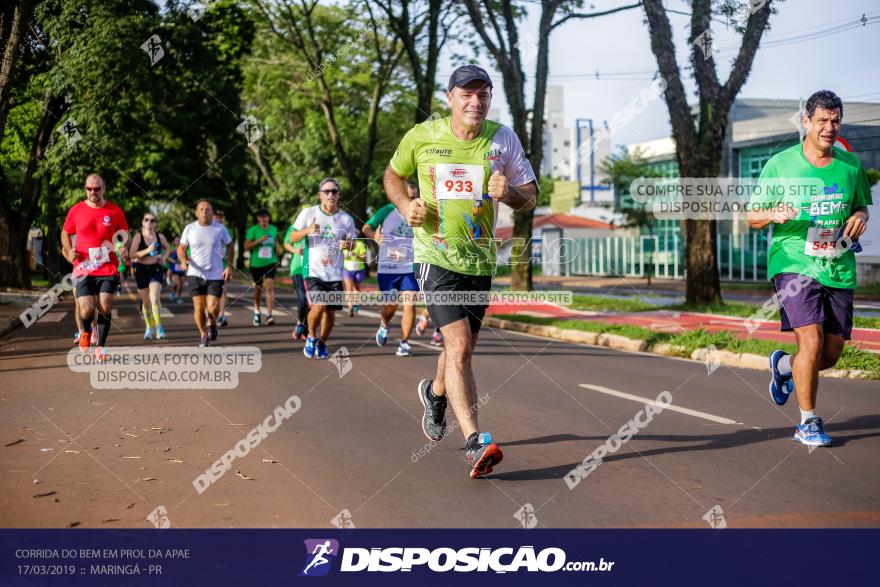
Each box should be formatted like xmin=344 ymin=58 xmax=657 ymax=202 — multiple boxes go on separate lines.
xmin=61 ymin=174 xmax=129 ymax=359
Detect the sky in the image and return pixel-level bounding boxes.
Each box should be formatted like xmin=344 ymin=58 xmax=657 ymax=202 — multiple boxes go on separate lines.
xmin=438 ymin=0 xmax=880 ymax=150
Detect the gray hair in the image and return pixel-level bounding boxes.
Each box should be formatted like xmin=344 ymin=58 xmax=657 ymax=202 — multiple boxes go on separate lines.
xmin=318 ymin=177 xmax=340 ymax=191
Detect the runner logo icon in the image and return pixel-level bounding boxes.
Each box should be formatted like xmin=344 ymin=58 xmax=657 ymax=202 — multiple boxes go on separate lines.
xmin=300 ymin=539 xmax=340 ymax=576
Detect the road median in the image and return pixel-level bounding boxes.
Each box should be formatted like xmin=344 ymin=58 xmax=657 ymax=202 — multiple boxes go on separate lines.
xmin=484 ymin=316 xmax=877 ymax=380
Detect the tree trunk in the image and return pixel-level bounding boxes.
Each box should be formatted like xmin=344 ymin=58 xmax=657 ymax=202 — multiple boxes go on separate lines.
xmin=0 ymin=90 xmax=63 ymax=288
xmin=509 ymin=209 xmax=533 ymax=289
xmin=679 ymin=146 xmax=723 ymax=305
xmin=0 ymin=0 xmax=37 ymax=145
xmin=684 ymin=219 xmax=720 ymax=305
xmin=0 ymin=214 xmax=31 ymax=288
xmin=44 ymin=180 xmax=61 ymax=278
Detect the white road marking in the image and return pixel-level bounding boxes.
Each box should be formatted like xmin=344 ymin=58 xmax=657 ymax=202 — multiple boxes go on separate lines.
xmin=160 ymin=307 xmax=174 ymax=318
xmin=40 ymin=312 xmax=67 ymax=323
xmin=407 ymin=339 xmax=442 ymax=353
xmin=357 ymin=310 xmax=441 ymax=352
xmin=578 ymin=383 xmax=741 ymax=425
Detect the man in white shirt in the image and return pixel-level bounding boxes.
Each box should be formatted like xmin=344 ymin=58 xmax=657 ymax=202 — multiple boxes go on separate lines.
xmin=288 ymin=178 xmax=357 ymax=359
xmin=178 ymin=199 xmax=234 ymax=347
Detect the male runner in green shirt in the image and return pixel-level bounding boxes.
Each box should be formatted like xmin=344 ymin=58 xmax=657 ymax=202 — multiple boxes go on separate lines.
xmin=747 ymin=90 xmax=871 ymax=448
xmin=384 ymin=65 xmax=538 ymax=478
xmin=245 ymin=208 xmax=281 ymax=326
xmin=283 ymin=212 xmax=309 ymax=341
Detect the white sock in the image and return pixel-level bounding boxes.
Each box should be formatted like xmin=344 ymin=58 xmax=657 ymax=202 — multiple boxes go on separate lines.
xmin=800 ymin=409 xmax=816 ymax=425
xmin=778 ymin=354 xmax=792 ymax=376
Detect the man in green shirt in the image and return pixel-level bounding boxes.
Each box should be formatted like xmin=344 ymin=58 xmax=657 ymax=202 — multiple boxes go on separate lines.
xmin=283 ymin=213 xmax=309 ymax=340
xmin=244 ymin=208 xmax=281 ymax=326
xmin=384 ymin=65 xmax=538 ymax=479
xmin=747 ymin=90 xmax=871 ymax=448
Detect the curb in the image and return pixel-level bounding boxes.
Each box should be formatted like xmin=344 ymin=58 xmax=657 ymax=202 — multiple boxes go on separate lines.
xmin=483 ymin=317 xmax=876 ymax=380
xmin=0 ymin=316 xmax=23 ymax=339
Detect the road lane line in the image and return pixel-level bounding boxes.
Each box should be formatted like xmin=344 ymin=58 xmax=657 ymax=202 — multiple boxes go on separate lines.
xmin=407 ymin=339 xmax=442 ymax=352
xmin=40 ymin=312 xmax=67 ymax=323
xmin=578 ymin=383 xmax=741 ymax=425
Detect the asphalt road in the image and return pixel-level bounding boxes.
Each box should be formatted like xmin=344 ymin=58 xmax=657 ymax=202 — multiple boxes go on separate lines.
xmin=1 ymin=282 xmax=878 ymax=529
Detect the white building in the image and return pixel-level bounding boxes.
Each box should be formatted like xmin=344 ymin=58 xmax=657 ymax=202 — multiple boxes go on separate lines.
xmin=541 ymin=85 xmax=611 ymax=205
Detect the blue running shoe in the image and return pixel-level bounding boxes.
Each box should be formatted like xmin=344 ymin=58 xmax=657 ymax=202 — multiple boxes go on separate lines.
xmin=768 ymin=350 xmax=794 ymax=406
xmin=155 ymin=325 xmax=166 ymax=340
xmin=303 ymin=336 xmax=317 ymax=358
xmin=794 ymin=417 xmax=832 ymax=447
xmin=316 ymin=340 xmax=329 ymax=360
xmin=376 ymin=323 xmax=388 ymax=347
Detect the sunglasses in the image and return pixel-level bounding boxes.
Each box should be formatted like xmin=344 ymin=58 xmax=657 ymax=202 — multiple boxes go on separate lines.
xmin=85 ymin=187 xmax=103 ymax=192
xmin=320 ymin=189 xmax=340 ymax=195
xmin=143 ymin=218 xmax=157 ymax=223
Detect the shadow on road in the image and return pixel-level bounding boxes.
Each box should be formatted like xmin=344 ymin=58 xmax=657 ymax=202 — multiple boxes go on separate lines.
xmin=490 ymin=415 xmax=880 ymax=481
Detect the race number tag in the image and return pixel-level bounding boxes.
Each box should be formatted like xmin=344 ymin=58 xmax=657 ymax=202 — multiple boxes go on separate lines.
xmin=804 ymin=226 xmax=840 ymax=258
xmin=257 ymin=244 xmax=273 ymax=259
xmin=435 ymin=164 xmax=484 ymax=200
xmin=88 ymin=245 xmax=111 ymax=266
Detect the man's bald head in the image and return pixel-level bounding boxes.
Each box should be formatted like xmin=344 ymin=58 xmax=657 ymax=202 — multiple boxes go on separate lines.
xmin=85 ymin=173 xmax=106 ymax=188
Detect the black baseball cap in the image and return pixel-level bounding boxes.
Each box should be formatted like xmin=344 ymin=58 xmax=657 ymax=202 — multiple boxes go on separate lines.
xmin=447 ymin=65 xmax=493 ymax=92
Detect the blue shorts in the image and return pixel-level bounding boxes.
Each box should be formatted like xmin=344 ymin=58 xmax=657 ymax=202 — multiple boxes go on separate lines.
xmin=774 ymin=272 xmax=853 ymax=340
xmin=378 ymin=272 xmax=419 ymax=294
xmin=342 ymin=268 xmax=365 ymax=283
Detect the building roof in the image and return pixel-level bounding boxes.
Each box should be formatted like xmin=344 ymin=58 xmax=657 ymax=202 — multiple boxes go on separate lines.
xmin=495 ymin=213 xmax=618 ymax=240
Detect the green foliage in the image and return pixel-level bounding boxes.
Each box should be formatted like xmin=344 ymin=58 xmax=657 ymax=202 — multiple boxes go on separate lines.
xmin=242 ymin=2 xmax=418 ymax=226
xmin=599 ymin=146 xmax=658 ymax=231
xmin=866 ymin=168 xmax=880 ymax=187
xmin=536 ymin=175 xmax=555 ymax=207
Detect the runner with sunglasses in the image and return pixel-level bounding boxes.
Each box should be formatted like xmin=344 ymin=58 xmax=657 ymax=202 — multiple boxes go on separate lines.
xmin=61 ymin=173 xmax=129 ymax=360
xmin=289 ymin=178 xmax=356 ymax=359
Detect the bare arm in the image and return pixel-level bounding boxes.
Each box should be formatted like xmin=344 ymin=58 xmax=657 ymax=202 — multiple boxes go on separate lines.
xmin=746 ymin=204 xmax=797 ymax=230
xmin=287 ymin=224 xmax=318 ymax=243
xmin=844 ymin=206 xmax=870 ymax=239
xmin=384 ymin=166 xmax=426 ymax=226
xmin=177 ymin=243 xmax=189 ymax=270
xmin=504 ymin=181 xmax=538 ymax=213
xmin=61 ymin=230 xmax=76 ymax=263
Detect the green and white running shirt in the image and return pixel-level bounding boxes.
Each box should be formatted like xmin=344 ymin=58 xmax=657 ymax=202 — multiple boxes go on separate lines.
xmin=389 ymin=116 xmax=536 ymax=276
xmin=365 ymin=204 xmax=414 ymax=274
xmin=750 ymin=144 xmax=872 ymax=289
xmin=292 ymin=205 xmax=356 ymax=282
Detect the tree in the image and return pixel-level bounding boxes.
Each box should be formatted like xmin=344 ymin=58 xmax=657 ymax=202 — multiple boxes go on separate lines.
xmin=0 ymin=0 xmax=259 ymax=287
xmin=252 ymin=0 xmax=406 ymax=223
xmin=642 ymin=0 xmax=773 ymax=305
xmin=373 ymin=0 xmax=467 ymax=124
xmin=1 ymin=0 xmax=163 ymax=288
xmin=462 ymin=0 xmax=642 ymax=290
xmin=600 ymin=147 xmax=657 ymax=284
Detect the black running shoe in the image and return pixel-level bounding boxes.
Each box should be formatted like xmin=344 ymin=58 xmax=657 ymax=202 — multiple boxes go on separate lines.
xmin=466 ymin=432 xmax=503 ymax=479
xmin=209 ymin=320 xmax=218 ymax=341
xmin=417 ymin=379 xmax=447 ymax=441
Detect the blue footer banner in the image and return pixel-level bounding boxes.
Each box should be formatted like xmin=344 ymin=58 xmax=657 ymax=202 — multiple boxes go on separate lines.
xmin=1 ymin=529 xmax=876 ymax=585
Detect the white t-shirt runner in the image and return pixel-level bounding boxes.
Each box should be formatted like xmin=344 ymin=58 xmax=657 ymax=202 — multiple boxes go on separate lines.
xmin=292 ymin=205 xmax=357 ymax=282
xmin=364 ymin=204 xmax=414 ymax=274
xmin=180 ymin=220 xmax=232 ymax=280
